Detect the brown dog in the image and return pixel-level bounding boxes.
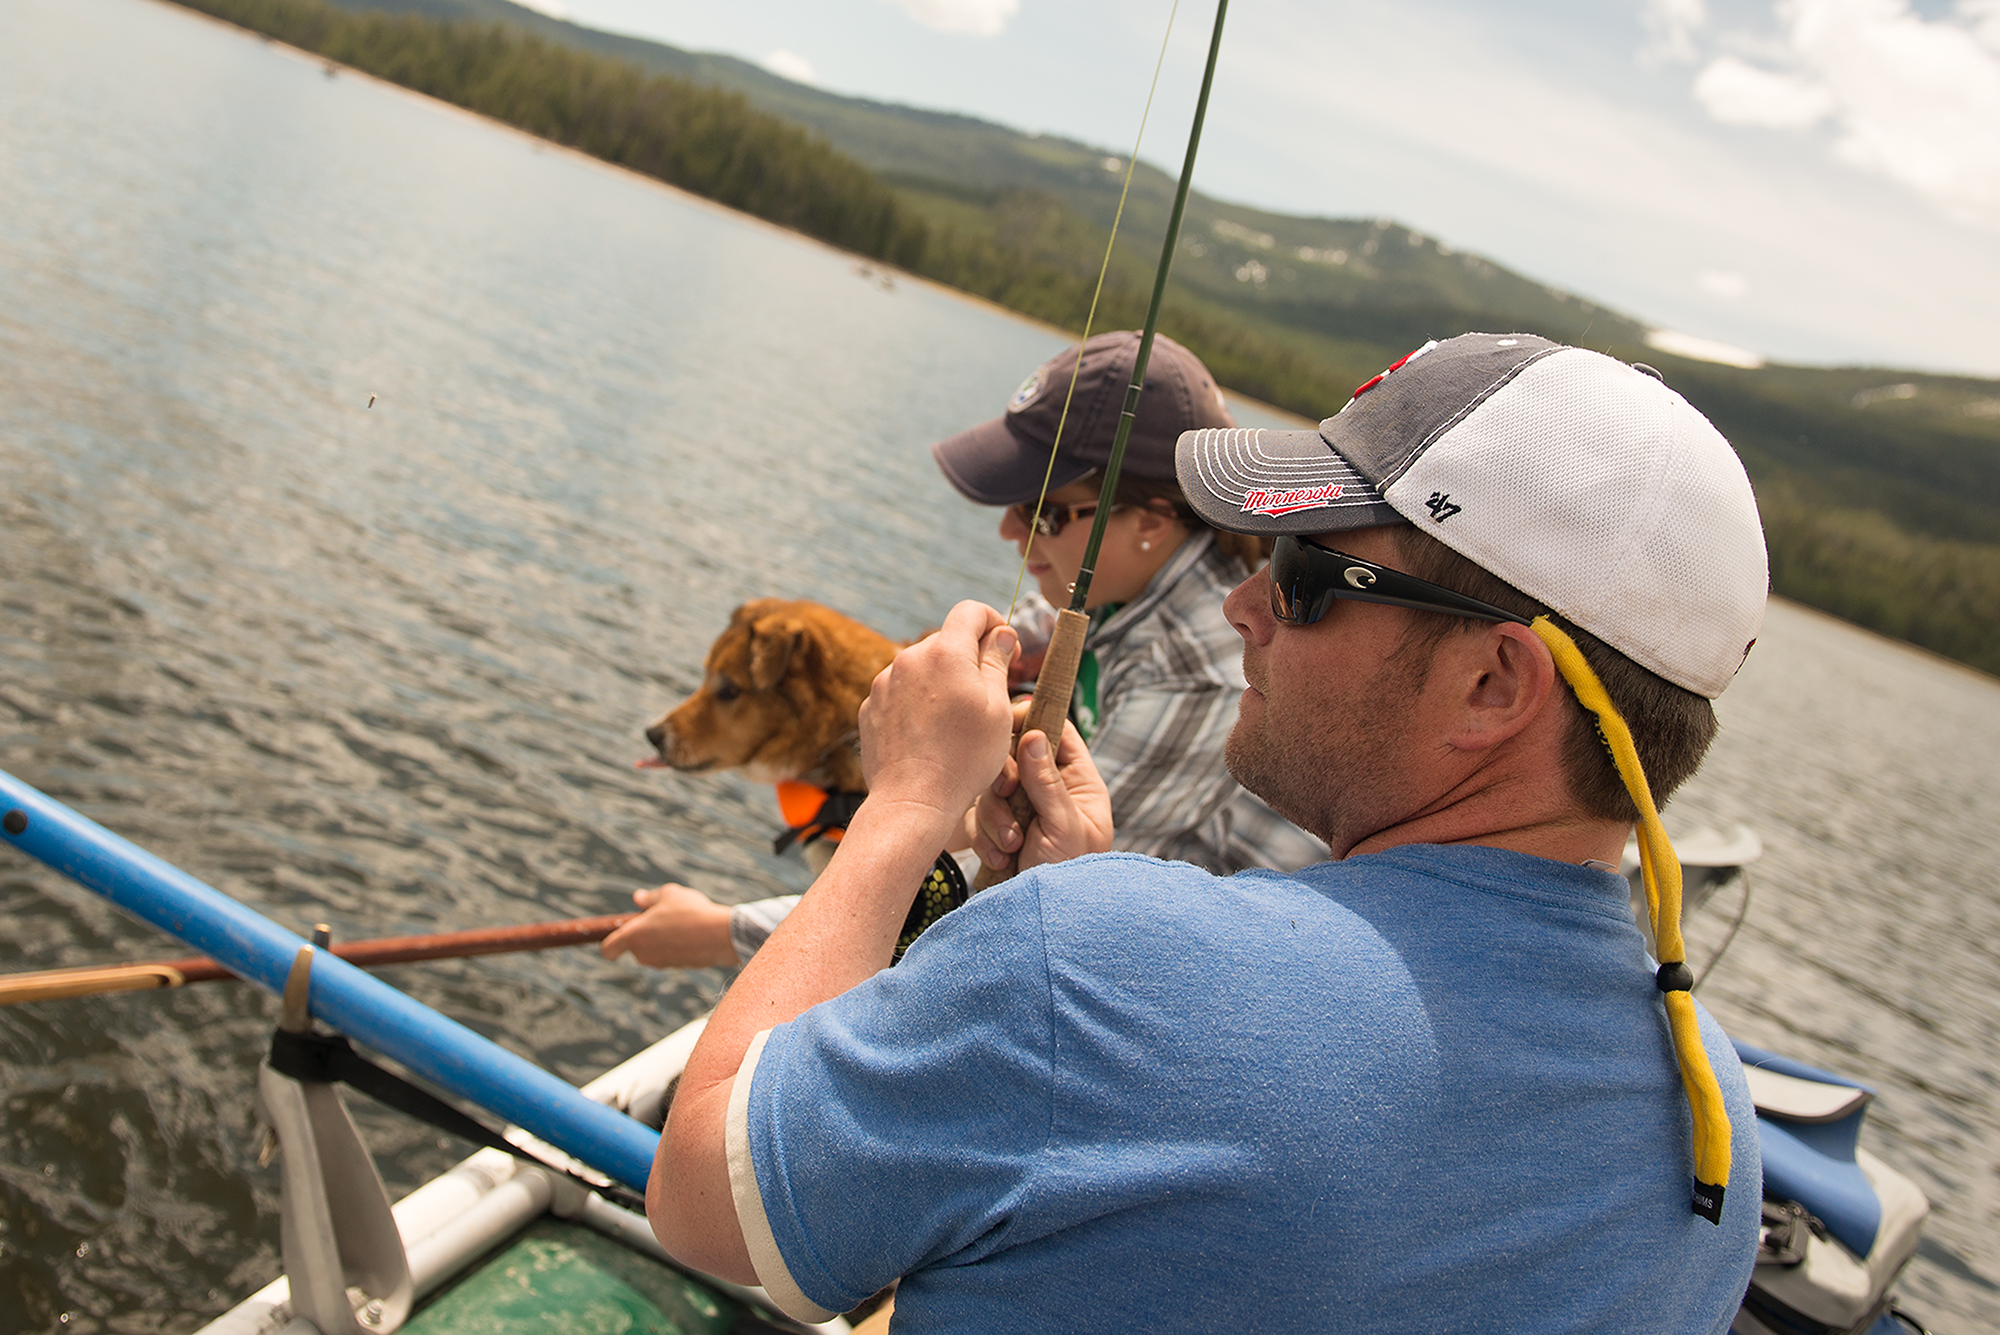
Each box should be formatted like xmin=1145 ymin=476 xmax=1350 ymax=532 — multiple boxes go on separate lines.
xmin=639 ymin=599 xmax=899 ymax=820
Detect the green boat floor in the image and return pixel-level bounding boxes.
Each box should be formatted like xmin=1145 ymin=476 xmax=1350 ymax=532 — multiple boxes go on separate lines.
xmin=401 ymin=1216 xmax=740 ymax=1335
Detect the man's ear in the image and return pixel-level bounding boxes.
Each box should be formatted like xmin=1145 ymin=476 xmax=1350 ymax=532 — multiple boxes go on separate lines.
xmin=1450 ymin=622 xmax=1558 ymax=749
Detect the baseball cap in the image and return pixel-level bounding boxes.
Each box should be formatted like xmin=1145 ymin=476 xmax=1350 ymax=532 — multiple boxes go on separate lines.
xmin=933 ymin=330 xmax=1235 ymax=506
xmin=1175 ymin=332 xmax=1768 ymax=698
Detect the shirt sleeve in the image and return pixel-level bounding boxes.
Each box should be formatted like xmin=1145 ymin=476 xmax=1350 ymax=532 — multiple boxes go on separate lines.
xmin=735 ymin=883 xmax=1059 ymax=1316
xmin=726 ymin=1029 xmax=838 ymax=1323
xmin=728 ymin=895 xmax=802 ymax=963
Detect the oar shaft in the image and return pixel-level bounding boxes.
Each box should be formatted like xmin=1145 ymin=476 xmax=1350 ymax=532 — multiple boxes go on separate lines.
xmin=1 ymin=962 xmax=191 ymax=1004
xmin=0 ymin=914 xmax=638 ymax=1006
xmin=0 ymin=769 xmax=659 ymax=1192
xmin=299 ymin=913 xmax=637 ymax=968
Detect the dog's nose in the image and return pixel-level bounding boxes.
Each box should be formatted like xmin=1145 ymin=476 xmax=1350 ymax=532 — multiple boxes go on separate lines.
xmin=644 ymin=723 xmax=667 ymax=752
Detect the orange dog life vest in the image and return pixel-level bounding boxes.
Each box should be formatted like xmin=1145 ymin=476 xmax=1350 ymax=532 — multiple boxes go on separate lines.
xmin=772 ymin=781 xmax=866 ymax=855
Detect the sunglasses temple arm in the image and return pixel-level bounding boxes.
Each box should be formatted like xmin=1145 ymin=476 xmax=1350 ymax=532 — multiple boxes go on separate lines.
xmin=1343 ymin=590 xmax=1529 ymax=623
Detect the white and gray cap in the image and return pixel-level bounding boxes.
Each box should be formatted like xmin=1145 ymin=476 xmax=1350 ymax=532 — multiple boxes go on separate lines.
xmin=1174 ymin=332 xmax=1769 ymax=698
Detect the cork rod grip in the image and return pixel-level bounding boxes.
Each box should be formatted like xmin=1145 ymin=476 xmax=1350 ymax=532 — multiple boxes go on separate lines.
xmin=973 ymin=607 xmax=1092 ymax=890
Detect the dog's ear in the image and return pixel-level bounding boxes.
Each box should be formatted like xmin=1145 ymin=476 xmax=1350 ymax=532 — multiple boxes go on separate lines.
xmin=747 ymin=614 xmax=809 ymax=691
xmin=729 ymin=598 xmax=782 ymax=631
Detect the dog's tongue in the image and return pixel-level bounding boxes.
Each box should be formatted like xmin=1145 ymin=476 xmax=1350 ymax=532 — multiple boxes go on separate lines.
xmin=634 ymin=756 xmax=667 ymax=770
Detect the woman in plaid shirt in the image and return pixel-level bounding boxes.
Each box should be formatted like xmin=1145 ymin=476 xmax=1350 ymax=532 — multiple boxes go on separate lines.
xmin=606 ymin=331 xmax=1322 ymax=969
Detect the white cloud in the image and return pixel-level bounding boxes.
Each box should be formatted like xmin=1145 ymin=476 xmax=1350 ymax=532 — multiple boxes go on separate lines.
xmin=1965 ymin=0 xmax=2000 ymax=52
xmin=1642 ymin=0 xmax=1709 ymax=63
xmin=883 ymin=0 xmax=1020 ymax=37
xmin=1693 ymin=54 xmax=1835 ymax=126
xmin=1197 ymin=0 xmax=2000 ymax=369
xmin=1794 ymin=0 xmax=2000 ymax=225
xmin=1700 ymin=268 xmax=1750 ymax=298
xmin=762 ymin=49 xmax=818 ymax=83
xmin=1687 ymin=0 xmax=2000 ymax=227
xmin=512 ymin=0 xmax=568 ymax=17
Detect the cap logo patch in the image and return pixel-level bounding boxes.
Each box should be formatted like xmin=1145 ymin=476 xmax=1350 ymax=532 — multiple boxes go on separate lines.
xmin=1007 ymin=370 xmax=1044 ymax=413
xmin=1348 ymin=339 xmax=1439 ymax=402
xmin=1424 ymin=491 xmax=1462 ymax=522
xmin=1242 ymin=483 xmax=1344 ymax=516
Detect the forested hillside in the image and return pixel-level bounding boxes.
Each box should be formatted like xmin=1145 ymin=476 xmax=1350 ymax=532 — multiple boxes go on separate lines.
xmin=173 ymin=0 xmax=2000 ymax=676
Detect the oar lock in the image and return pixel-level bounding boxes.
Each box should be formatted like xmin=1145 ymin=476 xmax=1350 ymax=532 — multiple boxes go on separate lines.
xmin=260 ymin=929 xmax=416 ymax=1333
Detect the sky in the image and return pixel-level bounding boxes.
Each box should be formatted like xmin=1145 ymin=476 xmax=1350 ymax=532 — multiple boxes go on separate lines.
xmin=526 ymin=0 xmax=2000 ymax=377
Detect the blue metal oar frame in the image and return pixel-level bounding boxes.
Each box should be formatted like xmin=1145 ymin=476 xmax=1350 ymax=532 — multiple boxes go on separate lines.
xmin=0 ymin=768 xmax=659 ymax=1192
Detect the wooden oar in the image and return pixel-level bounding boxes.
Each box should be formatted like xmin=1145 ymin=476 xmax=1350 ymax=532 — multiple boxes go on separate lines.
xmin=0 ymin=912 xmax=636 ymax=1006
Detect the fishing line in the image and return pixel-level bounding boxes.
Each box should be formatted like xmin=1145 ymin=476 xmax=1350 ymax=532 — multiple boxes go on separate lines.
xmin=1006 ymin=0 xmax=1184 ymax=621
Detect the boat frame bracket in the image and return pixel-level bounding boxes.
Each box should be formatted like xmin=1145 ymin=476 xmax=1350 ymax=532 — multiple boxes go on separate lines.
xmin=256 ymin=945 xmax=415 ymax=1335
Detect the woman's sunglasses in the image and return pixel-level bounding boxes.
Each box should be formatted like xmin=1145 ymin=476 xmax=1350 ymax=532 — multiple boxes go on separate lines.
xmin=1267 ymin=535 xmax=1530 ymax=627
xmin=1008 ymin=499 xmax=1123 ymax=538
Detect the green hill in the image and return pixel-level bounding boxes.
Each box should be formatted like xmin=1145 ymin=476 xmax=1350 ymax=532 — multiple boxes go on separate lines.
xmin=178 ymin=0 xmax=2000 ymax=676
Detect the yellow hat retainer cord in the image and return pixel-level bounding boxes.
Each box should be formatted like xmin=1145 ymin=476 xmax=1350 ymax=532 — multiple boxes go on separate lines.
xmin=1529 ymin=617 xmax=1732 ymax=1225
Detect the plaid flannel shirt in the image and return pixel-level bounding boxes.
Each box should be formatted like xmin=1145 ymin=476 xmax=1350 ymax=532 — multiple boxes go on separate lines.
xmin=1016 ymin=529 xmax=1324 ymax=874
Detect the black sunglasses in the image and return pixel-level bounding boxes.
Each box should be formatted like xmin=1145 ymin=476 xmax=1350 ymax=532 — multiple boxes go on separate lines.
xmin=1267 ymin=535 xmax=1530 ymax=627
xmin=1008 ymin=499 xmax=1124 ymax=538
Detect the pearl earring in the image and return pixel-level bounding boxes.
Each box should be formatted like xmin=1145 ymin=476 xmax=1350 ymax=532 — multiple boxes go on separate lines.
xmin=1140 ymin=540 xmax=1152 ymax=551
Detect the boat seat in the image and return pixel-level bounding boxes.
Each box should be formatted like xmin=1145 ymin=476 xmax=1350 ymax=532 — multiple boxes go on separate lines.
xmin=1737 ymin=1040 xmax=1882 ymax=1259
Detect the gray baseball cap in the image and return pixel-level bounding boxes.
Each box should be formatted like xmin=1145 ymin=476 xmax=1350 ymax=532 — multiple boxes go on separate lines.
xmin=933 ymin=330 xmax=1235 ymax=506
xmin=1175 ymin=332 xmax=1768 ymax=697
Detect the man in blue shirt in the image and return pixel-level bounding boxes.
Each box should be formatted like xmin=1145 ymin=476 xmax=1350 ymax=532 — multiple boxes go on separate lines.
xmin=647 ymin=334 xmax=1766 ymax=1332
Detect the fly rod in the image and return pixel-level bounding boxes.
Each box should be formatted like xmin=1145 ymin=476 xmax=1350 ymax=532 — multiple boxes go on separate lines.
xmin=980 ymin=0 xmax=1231 ymax=886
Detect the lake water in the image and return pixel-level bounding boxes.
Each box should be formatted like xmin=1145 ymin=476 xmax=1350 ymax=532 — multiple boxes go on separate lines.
xmin=1 ymin=0 xmax=1995 ymax=1330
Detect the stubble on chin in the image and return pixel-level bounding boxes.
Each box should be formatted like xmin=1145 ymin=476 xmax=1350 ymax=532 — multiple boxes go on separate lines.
xmin=1224 ymin=638 xmax=1437 ymax=856
xmin=1224 ymin=705 xmax=1325 ymax=842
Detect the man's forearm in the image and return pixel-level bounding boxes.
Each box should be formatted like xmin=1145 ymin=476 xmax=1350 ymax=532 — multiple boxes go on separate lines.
xmin=647 ymin=794 xmax=959 ymax=1277
xmin=644 ymin=601 xmax=1026 ymax=1280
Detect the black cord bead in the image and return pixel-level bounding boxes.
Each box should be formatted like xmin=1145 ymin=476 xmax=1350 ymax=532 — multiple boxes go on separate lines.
xmin=1656 ymin=961 xmax=1695 ymax=992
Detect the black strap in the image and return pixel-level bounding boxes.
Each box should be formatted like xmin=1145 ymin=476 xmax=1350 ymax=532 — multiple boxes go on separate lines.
xmin=268 ymin=1027 xmax=645 ymax=1214
xmin=771 ymin=789 xmax=868 ymax=855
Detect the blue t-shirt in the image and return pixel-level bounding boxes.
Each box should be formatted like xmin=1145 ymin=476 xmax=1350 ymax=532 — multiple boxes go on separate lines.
xmin=739 ymin=845 xmax=1760 ymax=1332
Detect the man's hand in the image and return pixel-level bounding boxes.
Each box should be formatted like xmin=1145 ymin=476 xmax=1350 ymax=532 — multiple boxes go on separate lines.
xmin=600 ymin=885 xmax=736 ymax=968
xmin=969 ymin=714 xmax=1113 ymax=871
xmin=652 ymin=600 xmax=1021 ymax=1280
xmin=858 ymin=601 xmax=1019 ymax=827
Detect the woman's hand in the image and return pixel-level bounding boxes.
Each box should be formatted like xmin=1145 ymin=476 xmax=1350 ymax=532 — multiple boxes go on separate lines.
xmin=970 ymin=714 xmax=1113 ymax=871
xmin=600 ymin=884 xmax=736 ymax=968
